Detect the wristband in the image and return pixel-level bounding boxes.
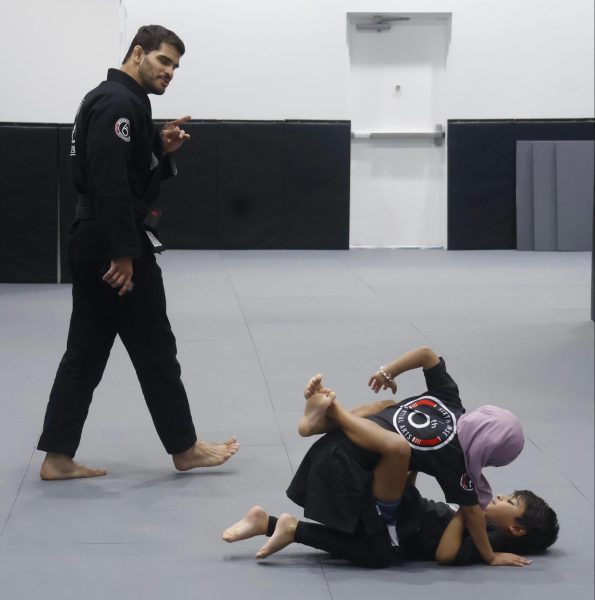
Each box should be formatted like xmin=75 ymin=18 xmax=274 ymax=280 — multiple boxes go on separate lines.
xmin=379 ymin=366 xmax=394 ymax=382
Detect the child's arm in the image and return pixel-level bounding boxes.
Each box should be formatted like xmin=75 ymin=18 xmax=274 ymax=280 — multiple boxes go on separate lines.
xmin=369 ymin=347 xmax=440 ymax=394
xmin=435 ymin=509 xmax=466 ymax=564
xmin=406 ymin=470 xmax=419 ymax=487
xmin=461 ymin=505 xmax=531 ymax=567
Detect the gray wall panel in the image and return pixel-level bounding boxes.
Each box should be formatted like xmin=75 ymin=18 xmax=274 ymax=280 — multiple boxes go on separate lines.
xmin=516 ymin=140 xmax=593 ymax=252
xmin=532 ymin=142 xmax=558 ymax=251
xmin=556 ymin=141 xmax=594 ymax=251
xmin=515 ymin=141 xmax=535 ymax=250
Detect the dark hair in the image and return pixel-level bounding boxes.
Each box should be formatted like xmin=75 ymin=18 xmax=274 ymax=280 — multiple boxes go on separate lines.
xmin=122 ymin=25 xmax=185 ymax=64
xmin=508 ymin=489 xmax=559 ymax=554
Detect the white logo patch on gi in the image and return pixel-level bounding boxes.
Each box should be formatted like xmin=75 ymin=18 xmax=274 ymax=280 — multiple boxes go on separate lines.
xmin=115 ymin=118 xmax=131 ymax=142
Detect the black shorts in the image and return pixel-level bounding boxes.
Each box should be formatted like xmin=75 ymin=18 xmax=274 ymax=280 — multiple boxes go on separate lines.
xmin=286 ymin=429 xmax=385 ymax=535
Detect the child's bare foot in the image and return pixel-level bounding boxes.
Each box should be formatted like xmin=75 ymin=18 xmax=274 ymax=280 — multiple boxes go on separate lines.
xmin=40 ymin=453 xmax=107 ymax=480
xmin=303 ymin=374 xmax=330 ymax=400
xmin=298 ymin=374 xmax=334 ymax=437
xmin=325 ymin=392 xmax=344 ymax=420
xmin=256 ymin=513 xmax=298 ymax=559
xmin=173 ymin=437 xmax=239 ymax=471
xmin=223 ymin=506 xmax=269 ymax=543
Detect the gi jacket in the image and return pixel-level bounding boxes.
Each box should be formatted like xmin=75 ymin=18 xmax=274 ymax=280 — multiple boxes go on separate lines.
xmin=397 ymin=484 xmax=510 ymax=564
xmin=70 ymin=69 xmax=174 ymax=261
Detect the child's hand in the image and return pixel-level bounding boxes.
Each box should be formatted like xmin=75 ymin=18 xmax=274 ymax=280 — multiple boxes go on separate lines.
xmin=368 ymin=372 xmax=397 ymax=394
xmin=489 ymin=552 xmax=532 ymax=567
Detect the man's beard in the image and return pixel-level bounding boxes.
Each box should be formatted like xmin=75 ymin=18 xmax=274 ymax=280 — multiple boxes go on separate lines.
xmin=139 ymin=64 xmax=166 ymax=95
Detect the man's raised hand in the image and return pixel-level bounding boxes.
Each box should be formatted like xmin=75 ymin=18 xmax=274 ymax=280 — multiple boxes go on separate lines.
xmin=161 ymin=115 xmax=191 ymax=153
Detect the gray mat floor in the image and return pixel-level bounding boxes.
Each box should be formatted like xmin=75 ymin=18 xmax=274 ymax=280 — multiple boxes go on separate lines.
xmin=1 ymin=249 xmax=593 ymax=600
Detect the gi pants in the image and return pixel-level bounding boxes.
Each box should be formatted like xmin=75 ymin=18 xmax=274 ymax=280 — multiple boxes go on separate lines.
xmin=38 ymin=239 xmax=197 ymax=457
xmin=293 ymin=519 xmax=395 ymax=569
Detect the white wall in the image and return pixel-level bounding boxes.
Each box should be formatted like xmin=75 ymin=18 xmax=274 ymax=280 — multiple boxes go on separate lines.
xmin=0 ymin=0 xmax=123 ymax=123
xmin=445 ymin=1 xmax=595 ymax=119
xmin=122 ymin=0 xmax=593 ymax=248
xmin=2 ymin=0 xmax=593 ymax=247
xmin=3 ymin=0 xmax=592 ymax=123
xmin=121 ymin=0 xmax=594 ymax=121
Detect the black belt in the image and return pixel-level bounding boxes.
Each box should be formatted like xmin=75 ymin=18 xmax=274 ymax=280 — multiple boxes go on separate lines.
xmin=75 ymin=195 xmax=162 ymax=229
xmin=75 ymin=195 xmax=165 ymax=253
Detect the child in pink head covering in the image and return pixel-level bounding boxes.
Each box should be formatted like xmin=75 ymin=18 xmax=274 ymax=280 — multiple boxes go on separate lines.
xmin=457 ymin=405 xmax=525 ymax=508
xmin=296 ymin=346 xmax=528 ymax=567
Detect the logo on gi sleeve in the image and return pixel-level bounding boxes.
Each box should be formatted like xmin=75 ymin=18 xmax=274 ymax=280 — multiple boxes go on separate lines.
xmin=460 ymin=473 xmax=475 ymax=491
xmin=115 ymin=118 xmax=131 ymax=142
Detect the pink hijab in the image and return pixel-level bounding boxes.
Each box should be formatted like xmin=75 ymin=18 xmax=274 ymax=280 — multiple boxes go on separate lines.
xmin=457 ymin=405 xmax=524 ymax=509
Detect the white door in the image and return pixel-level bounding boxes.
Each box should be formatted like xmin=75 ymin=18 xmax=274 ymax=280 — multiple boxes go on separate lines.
xmin=348 ymin=13 xmax=451 ymax=248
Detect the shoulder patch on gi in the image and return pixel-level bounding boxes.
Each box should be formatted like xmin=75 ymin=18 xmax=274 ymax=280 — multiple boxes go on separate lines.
xmin=460 ymin=472 xmax=475 ymax=491
xmin=115 ymin=117 xmax=131 ymax=142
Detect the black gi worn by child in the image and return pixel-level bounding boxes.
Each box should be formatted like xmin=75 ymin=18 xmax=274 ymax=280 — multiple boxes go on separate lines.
xmin=287 ymin=358 xmax=478 ymax=537
xmin=281 ymin=482 xmax=515 ymax=568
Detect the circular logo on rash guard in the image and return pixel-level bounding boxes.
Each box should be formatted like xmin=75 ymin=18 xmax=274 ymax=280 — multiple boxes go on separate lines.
xmin=393 ymin=396 xmax=457 ymax=451
xmin=115 ymin=118 xmax=131 ymax=142
xmin=460 ymin=473 xmax=475 ymax=491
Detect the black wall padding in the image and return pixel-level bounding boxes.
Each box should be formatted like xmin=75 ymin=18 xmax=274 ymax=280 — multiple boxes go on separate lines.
xmin=448 ymin=119 xmax=595 ymax=250
xmin=448 ymin=121 xmax=516 ymax=250
xmin=157 ymin=120 xmax=350 ymax=250
xmin=1 ymin=120 xmax=350 ymax=282
xmin=217 ymin=122 xmax=285 ymax=249
xmin=0 ymin=124 xmax=59 ymax=283
xmin=157 ymin=121 xmax=219 ymax=249
xmin=283 ymin=121 xmax=350 ymax=249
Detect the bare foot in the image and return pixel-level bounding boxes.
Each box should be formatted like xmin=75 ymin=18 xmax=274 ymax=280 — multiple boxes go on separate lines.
xmin=173 ymin=437 xmax=239 ymax=471
xmin=303 ymin=374 xmax=330 ymax=400
xmin=256 ymin=513 xmax=298 ymax=559
xmin=222 ymin=506 xmax=268 ymax=543
xmin=40 ymin=453 xmax=107 ymax=480
xmin=298 ymin=374 xmax=334 ymax=437
xmin=325 ymin=393 xmax=344 ymax=420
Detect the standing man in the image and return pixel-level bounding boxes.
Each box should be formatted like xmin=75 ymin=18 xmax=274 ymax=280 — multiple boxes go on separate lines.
xmin=38 ymin=25 xmax=239 ymax=480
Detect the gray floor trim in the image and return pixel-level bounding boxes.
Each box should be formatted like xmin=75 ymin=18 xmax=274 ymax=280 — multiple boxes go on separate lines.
xmin=1 ymin=249 xmax=593 ymax=599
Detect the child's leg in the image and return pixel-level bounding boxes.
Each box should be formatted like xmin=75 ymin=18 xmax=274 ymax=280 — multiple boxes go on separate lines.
xmin=351 ymin=399 xmax=397 ymax=418
xmin=327 ymin=395 xmax=410 ymax=502
xmin=223 ymin=507 xmax=392 ymax=566
xmin=249 ymin=514 xmax=393 ymax=567
xmin=256 ymin=513 xmax=298 ymax=558
xmin=294 ymin=520 xmax=394 ymax=568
